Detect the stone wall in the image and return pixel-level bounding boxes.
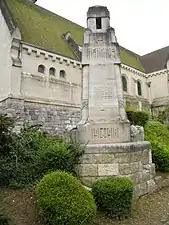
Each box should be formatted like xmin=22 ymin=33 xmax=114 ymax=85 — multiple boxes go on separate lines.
xmin=0 ymin=97 xmax=81 ymax=135
xmin=78 ymin=141 xmax=156 ymax=197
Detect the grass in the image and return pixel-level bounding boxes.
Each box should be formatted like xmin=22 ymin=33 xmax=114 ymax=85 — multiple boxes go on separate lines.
xmin=5 ymin=0 xmax=145 ymax=71
xmin=1 ymin=185 xmax=169 ymax=225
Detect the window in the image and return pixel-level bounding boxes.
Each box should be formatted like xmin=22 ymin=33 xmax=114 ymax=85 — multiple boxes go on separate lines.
xmin=49 ymin=67 xmax=56 ymax=76
xmin=96 ymin=17 xmax=102 ymax=29
xmin=38 ymin=65 xmax=45 ymax=74
xmin=122 ymin=76 xmax=127 ymax=92
xmin=137 ymin=80 xmax=142 ymax=96
xmin=60 ymin=70 xmax=66 ymax=79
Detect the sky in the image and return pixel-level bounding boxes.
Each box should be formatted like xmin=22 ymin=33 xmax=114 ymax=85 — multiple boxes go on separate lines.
xmin=37 ymin=0 xmax=169 ymax=56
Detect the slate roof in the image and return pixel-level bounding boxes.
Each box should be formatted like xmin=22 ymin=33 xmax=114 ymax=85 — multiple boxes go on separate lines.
xmin=2 ymin=0 xmax=169 ymax=73
xmin=140 ymin=46 xmax=169 ymax=73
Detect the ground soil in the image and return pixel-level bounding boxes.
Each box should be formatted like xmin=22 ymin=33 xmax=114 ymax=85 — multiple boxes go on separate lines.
xmin=1 ymin=185 xmax=169 ymax=225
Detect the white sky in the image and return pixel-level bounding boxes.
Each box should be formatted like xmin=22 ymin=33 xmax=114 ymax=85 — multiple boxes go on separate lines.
xmin=37 ymin=0 xmax=169 ymax=56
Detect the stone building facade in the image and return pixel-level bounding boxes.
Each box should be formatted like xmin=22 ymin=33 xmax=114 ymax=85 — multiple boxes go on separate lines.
xmin=0 ymin=0 xmax=169 ymax=133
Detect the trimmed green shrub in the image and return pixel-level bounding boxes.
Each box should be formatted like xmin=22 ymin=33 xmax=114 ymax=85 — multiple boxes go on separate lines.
xmin=92 ymin=177 xmax=133 ymax=218
xmin=126 ymin=109 xmax=149 ymax=127
xmin=36 ymin=171 xmax=96 ymax=225
xmin=144 ymin=121 xmax=169 ymax=172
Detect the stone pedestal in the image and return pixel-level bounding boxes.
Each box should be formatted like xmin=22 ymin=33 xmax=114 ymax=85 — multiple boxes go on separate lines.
xmin=78 ymin=141 xmax=156 ymax=197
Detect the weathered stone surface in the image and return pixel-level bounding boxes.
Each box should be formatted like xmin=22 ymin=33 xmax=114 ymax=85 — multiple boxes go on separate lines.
xmin=119 ymin=162 xmax=142 ymax=175
xmin=127 ymin=172 xmax=143 ymax=184
xmin=154 ymin=176 xmax=163 ymax=188
xmin=147 ymin=179 xmax=156 ymax=193
xmin=130 ymin=151 xmax=143 ymax=162
xmin=142 ymin=149 xmax=151 ymax=165
xmin=133 ymin=182 xmax=148 ymax=197
xmin=78 ymin=164 xmax=98 ymax=177
xmin=0 ymin=97 xmax=81 ymax=136
xmin=80 ymin=153 xmax=115 ymax=164
xmin=98 ymin=164 xmax=119 ymax=176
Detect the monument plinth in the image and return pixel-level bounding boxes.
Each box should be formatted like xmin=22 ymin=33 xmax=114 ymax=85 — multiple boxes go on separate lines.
xmin=77 ymin=6 xmax=156 ymax=197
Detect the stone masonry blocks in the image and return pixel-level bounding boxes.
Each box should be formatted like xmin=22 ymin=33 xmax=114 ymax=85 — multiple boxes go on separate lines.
xmin=78 ymin=141 xmax=156 ymax=197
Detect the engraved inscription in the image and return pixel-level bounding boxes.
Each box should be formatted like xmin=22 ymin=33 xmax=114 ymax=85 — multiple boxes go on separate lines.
xmin=87 ymin=47 xmax=115 ymax=60
xmin=91 ymin=127 xmax=119 ymax=140
xmin=93 ymin=85 xmax=113 ymax=101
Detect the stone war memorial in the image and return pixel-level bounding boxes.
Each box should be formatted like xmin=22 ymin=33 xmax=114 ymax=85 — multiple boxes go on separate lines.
xmin=77 ymin=5 xmax=156 ymax=197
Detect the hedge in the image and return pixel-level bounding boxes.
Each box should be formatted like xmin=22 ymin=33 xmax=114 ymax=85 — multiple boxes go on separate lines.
xmin=36 ymin=171 xmax=96 ymax=225
xmin=144 ymin=121 xmax=169 ymax=172
xmin=92 ymin=177 xmax=133 ymax=218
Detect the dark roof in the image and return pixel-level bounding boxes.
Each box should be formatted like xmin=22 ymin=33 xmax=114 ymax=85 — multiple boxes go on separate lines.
xmin=140 ymin=46 xmax=169 ymax=73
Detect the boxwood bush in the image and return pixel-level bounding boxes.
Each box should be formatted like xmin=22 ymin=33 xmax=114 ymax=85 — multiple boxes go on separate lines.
xmin=36 ymin=171 xmax=96 ymax=225
xmin=92 ymin=177 xmax=133 ymax=218
xmin=144 ymin=121 xmax=169 ymax=172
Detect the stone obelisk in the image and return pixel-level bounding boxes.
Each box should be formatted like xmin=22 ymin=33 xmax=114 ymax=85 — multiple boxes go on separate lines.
xmin=78 ymin=6 xmax=130 ymax=144
xmin=77 ymin=6 xmax=156 ymax=198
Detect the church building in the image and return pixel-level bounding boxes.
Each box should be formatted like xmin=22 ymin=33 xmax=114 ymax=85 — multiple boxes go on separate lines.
xmin=0 ymin=0 xmax=169 ymax=134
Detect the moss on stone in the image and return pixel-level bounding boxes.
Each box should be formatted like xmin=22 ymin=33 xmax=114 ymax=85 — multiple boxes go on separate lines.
xmin=5 ymin=0 xmax=145 ymax=71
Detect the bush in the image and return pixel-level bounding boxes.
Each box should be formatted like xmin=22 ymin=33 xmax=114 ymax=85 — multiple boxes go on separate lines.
xmin=157 ymin=104 xmax=169 ymax=123
xmin=144 ymin=121 xmax=169 ymax=172
xmin=0 ymin=116 xmax=84 ymax=188
xmin=36 ymin=171 xmax=96 ymax=225
xmin=0 ymin=114 xmax=14 ymax=157
xmin=126 ymin=109 xmax=149 ymax=127
xmin=0 ymin=213 xmax=9 ymax=225
xmin=92 ymin=177 xmax=133 ymax=218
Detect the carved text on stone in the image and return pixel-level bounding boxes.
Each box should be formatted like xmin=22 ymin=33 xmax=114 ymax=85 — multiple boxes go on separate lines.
xmin=87 ymin=47 xmax=115 ymax=59
xmin=91 ymin=127 xmax=119 ymax=140
xmin=93 ymin=84 xmax=113 ymax=101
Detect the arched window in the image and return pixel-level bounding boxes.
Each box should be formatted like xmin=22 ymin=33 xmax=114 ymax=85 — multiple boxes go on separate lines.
xmin=49 ymin=67 xmax=56 ymax=76
xmin=122 ymin=75 xmax=127 ymax=92
xmin=137 ymin=80 xmax=142 ymax=96
xmin=38 ymin=65 xmax=45 ymax=74
xmin=60 ymin=70 xmax=66 ymax=79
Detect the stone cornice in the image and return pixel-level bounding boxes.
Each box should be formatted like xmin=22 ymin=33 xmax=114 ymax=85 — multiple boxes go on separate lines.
xmin=0 ymin=95 xmax=80 ymax=108
xmin=21 ymin=72 xmax=81 ymax=88
xmin=24 ymin=96 xmax=80 ymax=108
xmin=152 ymin=96 xmax=169 ymax=107
xmin=147 ymin=69 xmax=168 ymax=77
xmin=121 ymin=64 xmax=147 ymax=78
xmin=21 ymin=42 xmax=82 ymax=69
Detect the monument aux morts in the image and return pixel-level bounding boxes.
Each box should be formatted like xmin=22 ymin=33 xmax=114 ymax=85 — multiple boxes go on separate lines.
xmin=77 ymin=5 xmax=156 ymax=197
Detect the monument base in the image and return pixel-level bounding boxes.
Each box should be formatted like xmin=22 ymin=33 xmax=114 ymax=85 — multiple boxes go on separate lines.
xmin=77 ymin=141 xmax=156 ymax=197
xmin=78 ymin=121 xmax=130 ymax=144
